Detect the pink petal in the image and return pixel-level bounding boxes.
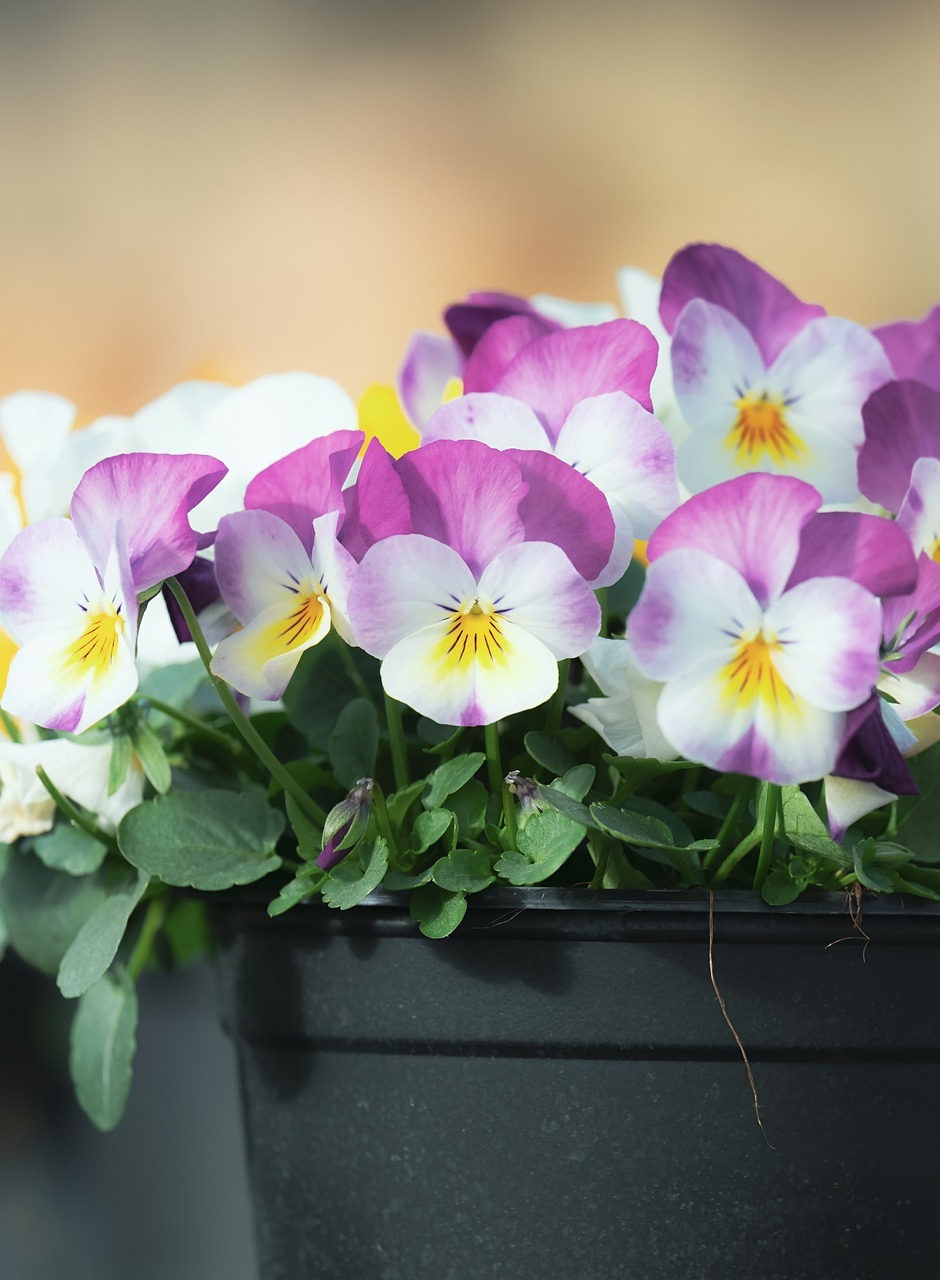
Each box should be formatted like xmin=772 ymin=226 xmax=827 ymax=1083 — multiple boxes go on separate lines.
xmin=397 ymin=332 xmax=464 ymax=430
xmin=70 ymin=452 xmax=228 ymax=592
xmin=462 ymin=315 xmax=553 ymax=393
xmin=646 ymin=473 xmax=821 ymax=609
xmin=859 ymin=379 xmax=940 ymax=512
xmin=493 ymin=320 xmax=658 ymax=442
xmin=874 ymin=306 xmax=940 ymax=391
xmin=422 ymin=392 xmax=549 ymax=450
xmin=787 ymin=512 xmax=917 ymax=599
xmin=244 ymin=429 xmax=363 ymax=553
xmin=660 ymin=242 xmax=826 ymax=366
xmin=504 ymin=449 xmax=614 ymax=584
xmin=338 ymin=439 xmax=413 ymax=562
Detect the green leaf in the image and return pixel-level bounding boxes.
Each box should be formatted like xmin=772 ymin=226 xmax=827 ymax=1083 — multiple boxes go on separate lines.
xmin=780 ymin=787 xmax=850 ymax=865
xmin=384 ymin=866 xmax=434 ymax=890
xmin=267 ymin=869 xmax=324 ymax=917
xmin=761 ymin=870 xmax=806 ymax=906
xmin=282 ymin=643 xmax=383 ymax=750
xmin=852 ymin=838 xmax=895 ymax=892
xmin=117 ymin=791 xmax=284 ymax=890
xmin=496 ymin=809 xmax=584 ymax=885
xmin=285 ymin=793 xmax=321 ymax=862
xmin=162 ymin=899 xmax=211 ymax=967
xmin=409 ymin=883 xmax=467 ymax=938
xmin=69 ymin=969 xmax=138 ymax=1131
xmin=895 ymin=744 xmax=940 ymax=862
xmin=385 ymin=779 xmax=426 ymax=828
xmin=0 ymin=855 xmax=116 ymax=975
xmin=138 ymin=659 xmax=207 ymax=709
xmin=603 ymin=754 xmax=698 ymax=793
xmin=418 ymin=722 xmax=465 ymax=757
xmin=412 ymin=809 xmax=455 ymax=855
xmin=590 ymin=804 xmax=677 ymax=849
xmin=129 ymin=721 xmax=172 ymax=794
xmin=524 ymin=731 xmax=579 ymax=777
xmin=328 ymin=698 xmax=379 ymax=789
xmin=107 ymin=734 xmax=133 ymax=797
xmin=683 ymin=791 xmax=732 ymax=821
xmin=322 ymin=837 xmax=388 ymax=909
xmin=423 ymin=753 xmax=485 ymax=810
xmin=431 ymin=848 xmax=495 ymax=894
xmin=552 ymin=764 xmax=595 ymax=802
xmin=537 ymin=785 xmax=596 ymax=829
xmin=57 ymin=873 xmax=149 ymax=998
xmin=32 ymin=825 xmax=108 ymax=876
xmin=623 ymin=797 xmax=694 ymax=849
xmin=448 ymin=779 xmax=488 ymax=841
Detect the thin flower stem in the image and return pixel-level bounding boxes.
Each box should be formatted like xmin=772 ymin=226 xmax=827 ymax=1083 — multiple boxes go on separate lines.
xmin=383 ymin=693 xmax=410 ymax=790
xmin=0 ymin=709 xmax=22 ymax=742
xmin=484 ymin=721 xmax=517 ymax=849
xmin=704 ymin=777 xmax=755 ymax=870
xmin=710 ymin=828 xmax=761 ymax=886
xmin=141 ymin=695 xmax=253 ymax=760
xmin=128 ymin=894 xmax=169 ymax=981
xmin=35 ymin=766 xmax=119 ymax=852
xmin=370 ymin=783 xmax=400 ymax=861
xmin=752 ymin=783 xmax=782 ymax=890
xmin=544 ymin=660 xmax=570 ymax=734
xmin=165 ymin=577 xmax=327 ymax=828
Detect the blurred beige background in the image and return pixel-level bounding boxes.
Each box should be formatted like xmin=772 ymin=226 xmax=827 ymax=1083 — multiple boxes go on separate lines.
xmin=1 ymin=0 xmax=938 ymax=418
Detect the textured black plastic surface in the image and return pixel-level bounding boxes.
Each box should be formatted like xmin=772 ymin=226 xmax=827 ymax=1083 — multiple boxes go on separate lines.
xmin=213 ymin=890 xmax=940 ymax=1279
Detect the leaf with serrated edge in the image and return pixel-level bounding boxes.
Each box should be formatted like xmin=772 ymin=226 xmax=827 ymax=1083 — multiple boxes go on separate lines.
xmin=424 ymin=754 xmax=485 ymax=810
xmin=117 ymin=791 xmax=283 ymax=890
xmin=322 ymin=837 xmax=388 ymax=909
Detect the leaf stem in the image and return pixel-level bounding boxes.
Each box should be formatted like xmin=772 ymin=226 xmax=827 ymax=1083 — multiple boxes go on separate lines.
xmin=705 ymin=777 xmax=755 ymax=868
xmin=36 ymin=766 xmax=119 ymax=853
xmin=140 ymin=695 xmax=253 ymax=760
xmin=710 ymin=828 xmax=761 ymax=886
xmin=544 ymin=659 xmax=570 ymax=734
xmin=485 ymin=720 xmax=517 ymax=849
xmin=165 ymin=578 xmax=327 ymax=827
xmin=334 ymin=635 xmax=375 ymax=705
xmin=370 ymin=783 xmax=400 ymax=861
xmin=383 ymin=693 xmax=410 ymax=790
xmin=753 ymin=783 xmax=782 ymax=890
xmin=0 ymin=708 xmax=22 ymax=742
xmin=128 ymin=894 xmax=169 ymax=981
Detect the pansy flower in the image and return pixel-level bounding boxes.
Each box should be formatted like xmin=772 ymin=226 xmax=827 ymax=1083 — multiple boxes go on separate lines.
xmin=660 ymin=243 xmax=893 ymax=501
xmin=345 ymin=440 xmax=607 ymax=726
xmin=874 ymin=306 xmax=940 ymax=391
xmin=209 ymin=431 xmax=362 ymax=701
xmin=0 ymin=452 xmax=226 ymax=733
xmin=628 ymin=474 xmax=914 ymax=785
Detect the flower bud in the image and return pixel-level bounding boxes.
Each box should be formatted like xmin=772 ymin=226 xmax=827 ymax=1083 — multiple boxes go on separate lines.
xmin=317 ymin=778 xmax=374 ymax=870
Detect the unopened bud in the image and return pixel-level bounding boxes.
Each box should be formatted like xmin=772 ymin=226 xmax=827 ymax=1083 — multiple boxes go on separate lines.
xmin=317 ymin=778 xmax=374 ymax=870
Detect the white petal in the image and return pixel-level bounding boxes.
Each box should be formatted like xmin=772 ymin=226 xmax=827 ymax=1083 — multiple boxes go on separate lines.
xmin=211 ymin=593 xmax=333 ymax=701
xmin=477 ymin=542 xmax=600 ymax=660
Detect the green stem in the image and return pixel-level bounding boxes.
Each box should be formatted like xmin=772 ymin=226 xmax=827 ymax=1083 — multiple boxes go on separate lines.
xmin=710 ymin=828 xmax=762 ymax=886
xmin=0 ymin=708 xmax=22 ymax=742
xmin=128 ymin=894 xmax=168 ymax=980
xmin=484 ymin=721 xmax=517 ymax=849
xmin=704 ymin=777 xmax=755 ymax=870
xmin=371 ymin=783 xmax=400 ymax=861
xmin=141 ymin=695 xmax=253 ymax=760
xmin=383 ymin=693 xmax=410 ymax=790
xmin=544 ymin=659 xmax=570 ymax=734
xmin=752 ymin=784 xmax=782 ymax=890
xmin=36 ymin=766 xmax=119 ymax=851
xmin=165 ymin=578 xmax=327 ymax=827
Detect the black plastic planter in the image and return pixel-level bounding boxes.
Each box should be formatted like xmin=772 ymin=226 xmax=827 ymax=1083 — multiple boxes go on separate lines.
xmin=212 ymin=889 xmax=940 ymax=1280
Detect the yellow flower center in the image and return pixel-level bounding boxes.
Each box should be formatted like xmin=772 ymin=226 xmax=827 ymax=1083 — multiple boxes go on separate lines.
xmin=720 ymin=631 xmax=795 ymax=712
xmin=63 ymin=600 xmax=126 ymax=680
xmin=433 ymin=597 xmax=508 ymax=675
xmin=727 ymin=392 xmax=807 ymax=467
xmin=273 ymin=590 xmax=326 ymax=652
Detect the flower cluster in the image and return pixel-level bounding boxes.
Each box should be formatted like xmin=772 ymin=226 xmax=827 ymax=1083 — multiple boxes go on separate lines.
xmin=3 ymin=242 xmax=940 ymax=1129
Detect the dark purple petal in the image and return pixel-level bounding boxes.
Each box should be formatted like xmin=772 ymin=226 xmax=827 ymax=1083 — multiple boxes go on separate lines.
xmin=244 ymin=429 xmax=363 ymax=554
xmin=494 ymin=319 xmax=658 ymax=443
xmin=338 ymin=439 xmax=413 ymax=562
xmin=874 ymin=306 xmax=940 ymax=391
xmin=858 ymin=379 xmax=940 ymax=511
xmin=463 ymin=315 xmax=553 ymax=393
xmin=786 ymin=512 xmax=917 ymax=599
xmin=444 ymin=291 xmax=558 ymax=358
xmin=504 ymin=448 xmax=615 ymax=583
xmin=832 ymin=695 xmax=918 ymax=794
xmin=162 ymin=555 xmax=221 ymax=643
xmin=659 ymin=243 xmax=826 ymax=366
